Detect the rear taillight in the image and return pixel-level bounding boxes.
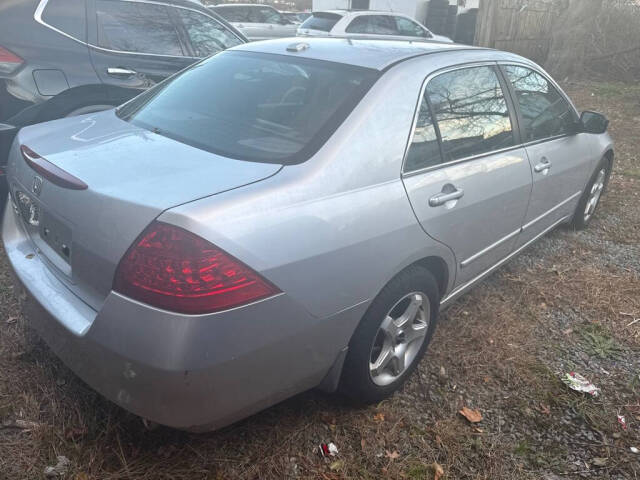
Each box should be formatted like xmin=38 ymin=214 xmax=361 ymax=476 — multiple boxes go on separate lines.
xmin=113 ymin=221 xmax=280 ymax=315
xmin=0 ymin=46 xmax=23 ymax=75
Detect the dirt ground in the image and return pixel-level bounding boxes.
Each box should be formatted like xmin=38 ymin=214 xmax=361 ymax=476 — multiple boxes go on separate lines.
xmin=0 ymin=81 xmax=638 ymax=480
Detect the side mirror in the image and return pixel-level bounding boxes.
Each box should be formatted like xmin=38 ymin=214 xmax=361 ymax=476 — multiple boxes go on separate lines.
xmin=279 ymin=17 xmax=291 ymax=25
xmin=580 ymin=111 xmax=609 ymax=134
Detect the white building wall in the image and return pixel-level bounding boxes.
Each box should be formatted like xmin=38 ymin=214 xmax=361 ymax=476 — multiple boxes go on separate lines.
xmin=369 ymin=0 xmax=417 ymax=17
xmin=313 ymin=0 xmax=349 ymax=9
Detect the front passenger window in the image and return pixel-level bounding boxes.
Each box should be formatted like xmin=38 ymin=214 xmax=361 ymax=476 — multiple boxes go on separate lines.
xmin=503 ymin=65 xmax=575 ymax=142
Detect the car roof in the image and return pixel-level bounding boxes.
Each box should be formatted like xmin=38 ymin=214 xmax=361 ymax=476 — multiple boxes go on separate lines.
xmin=230 ymin=37 xmax=492 ymax=71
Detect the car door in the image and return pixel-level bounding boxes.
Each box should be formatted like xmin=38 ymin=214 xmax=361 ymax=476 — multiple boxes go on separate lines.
xmin=87 ymin=0 xmax=195 ymax=103
xmin=402 ymin=65 xmax=532 ymax=288
xmin=501 ymin=65 xmax=593 ymax=248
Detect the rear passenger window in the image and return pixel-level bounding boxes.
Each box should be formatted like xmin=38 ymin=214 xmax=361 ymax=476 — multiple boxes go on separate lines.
xmin=176 ymin=10 xmax=243 ymax=58
xmin=427 ymin=66 xmax=514 ymax=162
xmin=395 ymin=17 xmax=427 ymax=37
xmin=503 ymin=65 xmax=575 ymax=142
xmin=42 ymin=0 xmax=87 ymax=41
xmin=346 ymin=16 xmax=397 ymax=35
xmin=96 ymin=0 xmax=184 ymax=56
xmin=404 ymin=95 xmax=441 ymax=172
xmin=299 ymin=12 xmax=342 ymax=32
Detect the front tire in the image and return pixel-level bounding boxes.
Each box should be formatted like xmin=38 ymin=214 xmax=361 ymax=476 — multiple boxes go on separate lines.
xmin=340 ymin=266 xmax=440 ymax=403
xmin=572 ymin=157 xmax=612 ymax=230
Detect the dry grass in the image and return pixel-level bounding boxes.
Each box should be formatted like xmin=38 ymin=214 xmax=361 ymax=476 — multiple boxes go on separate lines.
xmin=0 ymin=82 xmax=639 ymax=479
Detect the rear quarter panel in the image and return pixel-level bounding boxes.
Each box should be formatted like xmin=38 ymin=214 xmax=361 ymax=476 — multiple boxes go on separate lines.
xmin=160 ymin=54 xmax=513 ymax=319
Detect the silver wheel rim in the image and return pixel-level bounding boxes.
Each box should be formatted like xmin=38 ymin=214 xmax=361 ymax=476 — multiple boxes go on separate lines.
xmin=369 ymin=292 xmax=430 ymax=387
xmin=584 ymin=168 xmax=606 ymax=222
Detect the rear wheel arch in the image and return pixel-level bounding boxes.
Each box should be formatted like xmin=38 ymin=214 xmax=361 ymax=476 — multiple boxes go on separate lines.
xmin=603 ymin=149 xmax=614 ymax=166
xmin=414 ymin=255 xmax=449 ymax=298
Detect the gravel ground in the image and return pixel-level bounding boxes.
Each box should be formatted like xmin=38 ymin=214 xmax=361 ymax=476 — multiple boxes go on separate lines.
xmin=0 ymin=82 xmax=638 ymax=479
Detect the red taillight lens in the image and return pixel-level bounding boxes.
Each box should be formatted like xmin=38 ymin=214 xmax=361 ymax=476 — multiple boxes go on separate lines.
xmin=113 ymin=222 xmax=280 ymax=315
xmin=0 ymin=46 xmax=23 ymax=75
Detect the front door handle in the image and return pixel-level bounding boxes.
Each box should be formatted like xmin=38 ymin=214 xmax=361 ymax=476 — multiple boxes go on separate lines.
xmin=429 ymin=188 xmax=464 ymax=207
xmin=107 ymin=67 xmax=137 ymax=77
xmin=534 ymin=158 xmax=552 ymax=173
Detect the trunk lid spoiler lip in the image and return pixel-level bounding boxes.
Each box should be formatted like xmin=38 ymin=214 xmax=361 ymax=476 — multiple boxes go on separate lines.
xmin=20 ymin=145 xmax=88 ymax=190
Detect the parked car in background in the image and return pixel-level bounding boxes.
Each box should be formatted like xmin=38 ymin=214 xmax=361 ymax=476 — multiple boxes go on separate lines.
xmin=282 ymin=11 xmax=311 ymax=25
xmin=3 ymin=38 xmax=613 ymax=430
xmin=211 ymin=4 xmax=298 ymax=41
xmin=0 ymin=0 xmax=246 ymax=211
xmin=297 ymin=10 xmax=453 ymax=43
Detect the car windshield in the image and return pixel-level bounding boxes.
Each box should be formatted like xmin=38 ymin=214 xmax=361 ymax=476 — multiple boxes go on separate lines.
xmin=300 ymin=12 xmax=343 ymax=32
xmin=117 ymin=51 xmax=378 ymax=164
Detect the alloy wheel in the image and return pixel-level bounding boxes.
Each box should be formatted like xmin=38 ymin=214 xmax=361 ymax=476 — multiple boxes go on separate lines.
xmin=369 ymin=292 xmax=430 ymax=386
xmin=584 ymin=168 xmax=607 ymax=222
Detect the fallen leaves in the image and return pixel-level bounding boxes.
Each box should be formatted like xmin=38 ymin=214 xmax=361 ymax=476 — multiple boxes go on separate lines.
xmin=432 ymin=462 xmax=444 ymax=480
xmin=459 ymin=407 xmax=483 ymax=423
xmin=373 ymin=412 xmax=385 ymax=422
xmin=385 ymin=450 xmax=400 ymax=460
xmin=592 ymin=457 xmax=608 ymax=467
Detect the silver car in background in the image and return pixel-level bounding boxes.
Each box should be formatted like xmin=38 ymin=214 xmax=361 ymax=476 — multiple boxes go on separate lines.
xmin=297 ymin=10 xmax=453 ymax=43
xmin=3 ymin=38 xmax=613 ymax=431
xmin=211 ymin=4 xmax=298 ymax=40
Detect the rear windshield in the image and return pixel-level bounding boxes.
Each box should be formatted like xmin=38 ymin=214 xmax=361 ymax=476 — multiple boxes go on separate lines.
xmin=300 ymin=12 xmax=343 ymax=32
xmin=117 ymin=51 xmax=378 ymax=164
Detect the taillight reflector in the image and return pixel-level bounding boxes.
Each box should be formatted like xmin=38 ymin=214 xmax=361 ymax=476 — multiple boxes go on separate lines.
xmin=113 ymin=222 xmax=280 ymax=315
xmin=0 ymin=46 xmax=23 ymax=75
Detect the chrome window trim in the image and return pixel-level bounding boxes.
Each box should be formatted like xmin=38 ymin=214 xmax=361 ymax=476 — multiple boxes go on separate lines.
xmin=34 ymin=0 xmax=244 ymax=58
xmin=401 ymin=61 xmax=518 ymax=176
xmin=401 ymin=144 xmax=524 ymax=178
xmin=34 ymin=0 xmax=88 ymax=45
xmin=401 ymin=60 xmax=582 ymax=177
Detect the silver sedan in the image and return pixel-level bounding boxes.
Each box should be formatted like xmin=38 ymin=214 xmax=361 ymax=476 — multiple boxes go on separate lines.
xmin=2 ymin=38 xmax=613 ymax=431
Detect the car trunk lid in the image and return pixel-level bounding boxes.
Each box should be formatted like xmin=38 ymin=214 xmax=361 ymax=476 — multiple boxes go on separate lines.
xmin=8 ymin=110 xmax=282 ymax=311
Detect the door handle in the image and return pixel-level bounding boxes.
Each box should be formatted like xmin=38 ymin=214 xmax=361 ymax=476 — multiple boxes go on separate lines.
xmin=429 ymin=188 xmax=464 ymax=207
xmin=534 ymin=158 xmax=552 ymax=173
xmin=107 ymin=67 xmax=137 ymax=77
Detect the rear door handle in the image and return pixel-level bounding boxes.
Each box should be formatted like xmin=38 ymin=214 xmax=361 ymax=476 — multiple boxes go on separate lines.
xmin=429 ymin=188 xmax=464 ymax=207
xmin=534 ymin=158 xmax=552 ymax=173
xmin=107 ymin=67 xmax=137 ymax=77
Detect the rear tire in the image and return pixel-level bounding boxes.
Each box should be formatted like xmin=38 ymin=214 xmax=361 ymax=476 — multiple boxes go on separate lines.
xmin=340 ymin=266 xmax=440 ymax=403
xmin=571 ymin=156 xmax=612 ymax=230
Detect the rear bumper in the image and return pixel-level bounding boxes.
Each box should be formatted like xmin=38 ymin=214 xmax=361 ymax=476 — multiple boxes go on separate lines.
xmin=2 ymin=203 xmax=365 ymax=430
